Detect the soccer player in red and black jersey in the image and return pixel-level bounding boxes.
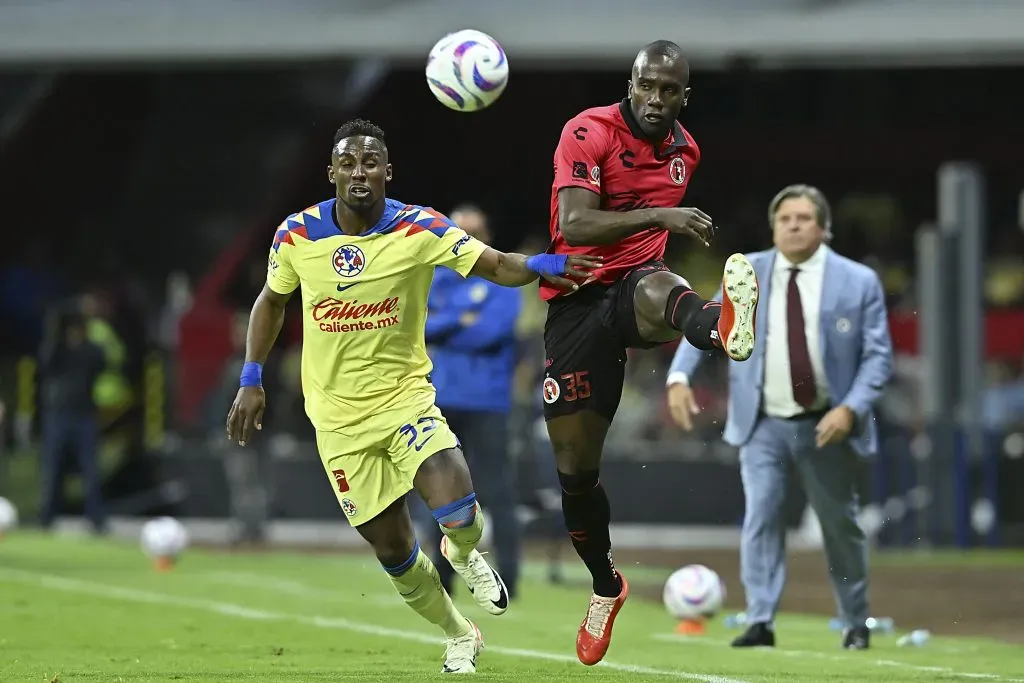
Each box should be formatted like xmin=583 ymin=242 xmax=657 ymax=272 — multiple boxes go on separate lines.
xmin=540 ymin=40 xmax=760 ymax=665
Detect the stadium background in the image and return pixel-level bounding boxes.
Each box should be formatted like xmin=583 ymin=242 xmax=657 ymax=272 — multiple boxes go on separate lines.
xmin=1 ymin=0 xmax=1023 ymax=642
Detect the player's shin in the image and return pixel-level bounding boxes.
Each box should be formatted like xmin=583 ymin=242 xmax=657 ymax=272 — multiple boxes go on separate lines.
xmin=665 ymin=285 xmax=722 ymax=351
xmin=558 ymin=470 xmax=621 ymax=597
xmin=432 ymin=492 xmax=484 ymax=563
xmin=382 ymin=541 xmax=473 ymax=638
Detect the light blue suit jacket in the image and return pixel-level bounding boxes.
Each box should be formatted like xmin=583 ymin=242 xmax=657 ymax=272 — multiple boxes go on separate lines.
xmin=669 ymin=247 xmax=894 ymax=457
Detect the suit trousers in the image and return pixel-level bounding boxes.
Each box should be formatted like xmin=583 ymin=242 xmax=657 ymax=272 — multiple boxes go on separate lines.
xmin=739 ymin=414 xmax=869 ymax=627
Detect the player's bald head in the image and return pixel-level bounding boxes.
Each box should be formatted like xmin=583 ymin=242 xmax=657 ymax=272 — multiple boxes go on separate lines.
xmin=633 ymin=40 xmax=689 ymax=84
xmin=627 ymin=40 xmax=691 ymax=139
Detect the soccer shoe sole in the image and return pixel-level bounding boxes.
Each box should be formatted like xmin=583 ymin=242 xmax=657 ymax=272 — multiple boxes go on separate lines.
xmin=441 ymin=536 xmax=510 ymax=616
xmin=719 ymin=253 xmax=759 ymax=362
xmin=442 ymin=620 xmax=484 ymax=674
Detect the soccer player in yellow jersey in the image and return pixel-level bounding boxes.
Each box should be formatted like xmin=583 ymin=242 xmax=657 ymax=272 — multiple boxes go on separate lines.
xmin=225 ymin=119 xmax=599 ymax=674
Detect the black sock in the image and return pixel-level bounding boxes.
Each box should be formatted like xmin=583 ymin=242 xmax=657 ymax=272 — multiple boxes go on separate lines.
xmin=558 ymin=469 xmax=621 ymax=598
xmin=665 ymin=285 xmax=722 ymax=351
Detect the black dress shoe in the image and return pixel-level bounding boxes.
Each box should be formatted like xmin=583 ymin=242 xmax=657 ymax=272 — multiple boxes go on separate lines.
xmin=842 ymin=625 xmax=870 ymax=650
xmin=731 ymin=622 xmax=776 ymax=647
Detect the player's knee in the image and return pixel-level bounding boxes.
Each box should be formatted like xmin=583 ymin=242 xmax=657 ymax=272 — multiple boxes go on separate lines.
xmin=550 ymin=436 xmax=602 ymax=472
xmin=415 ymin=447 xmax=473 ymax=506
xmin=635 ymin=272 xmax=690 ymax=325
xmin=557 ymin=469 xmax=600 ymax=495
xmin=633 ymin=276 xmax=667 ymax=322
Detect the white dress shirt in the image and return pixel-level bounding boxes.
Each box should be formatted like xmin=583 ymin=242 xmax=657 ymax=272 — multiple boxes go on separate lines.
xmin=761 ymin=245 xmax=831 ymax=417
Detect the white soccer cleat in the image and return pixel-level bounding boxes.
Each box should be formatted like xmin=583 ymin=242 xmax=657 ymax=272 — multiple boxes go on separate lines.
xmin=441 ymin=535 xmax=510 ymax=616
xmin=718 ymin=253 xmax=759 ymax=362
xmin=442 ymin=620 xmax=484 ymax=674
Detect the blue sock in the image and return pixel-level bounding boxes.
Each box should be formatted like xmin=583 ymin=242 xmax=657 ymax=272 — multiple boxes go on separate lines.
xmin=382 ymin=541 xmax=421 ymax=577
xmin=432 ymin=493 xmax=483 ymax=562
xmin=432 ymin=493 xmax=478 ymax=529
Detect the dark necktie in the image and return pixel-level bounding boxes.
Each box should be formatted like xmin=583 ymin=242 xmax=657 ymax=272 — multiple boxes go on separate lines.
xmin=787 ymin=267 xmax=817 ymax=409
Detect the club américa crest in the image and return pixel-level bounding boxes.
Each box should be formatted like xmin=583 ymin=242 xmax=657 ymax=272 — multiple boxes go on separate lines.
xmin=333 ymin=245 xmax=366 ymax=278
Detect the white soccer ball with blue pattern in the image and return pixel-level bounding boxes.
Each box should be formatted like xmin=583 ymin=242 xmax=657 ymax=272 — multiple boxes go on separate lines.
xmin=663 ymin=564 xmax=726 ymax=620
xmin=426 ymin=29 xmax=508 ymax=112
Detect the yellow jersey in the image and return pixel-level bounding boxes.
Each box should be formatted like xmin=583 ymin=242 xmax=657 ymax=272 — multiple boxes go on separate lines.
xmin=266 ymin=197 xmax=487 ymax=447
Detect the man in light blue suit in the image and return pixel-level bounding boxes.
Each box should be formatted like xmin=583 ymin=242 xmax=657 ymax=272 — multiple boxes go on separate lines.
xmin=666 ymin=185 xmax=893 ymax=651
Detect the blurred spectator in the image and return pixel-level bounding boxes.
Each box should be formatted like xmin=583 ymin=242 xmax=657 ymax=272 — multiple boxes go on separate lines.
xmin=981 ymin=354 xmax=1024 ymax=430
xmin=38 ymin=308 xmax=107 ymax=533
xmin=0 ymin=242 xmax=60 ymax=355
xmin=81 ymin=292 xmax=134 ymax=422
xmin=411 ymin=204 xmax=523 ymax=599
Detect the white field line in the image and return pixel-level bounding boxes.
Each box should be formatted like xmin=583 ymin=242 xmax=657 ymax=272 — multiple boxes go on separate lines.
xmin=0 ymin=569 xmax=748 ymax=683
xmin=197 ymin=570 xmax=406 ymax=610
xmin=652 ymin=633 xmax=1023 ymax=682
xmin=196 ymin=569 xmax=544 ymax=623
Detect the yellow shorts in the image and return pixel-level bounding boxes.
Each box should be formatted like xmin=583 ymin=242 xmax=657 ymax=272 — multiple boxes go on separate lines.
xmin=315 ymin=403 xmax=460 ymax=526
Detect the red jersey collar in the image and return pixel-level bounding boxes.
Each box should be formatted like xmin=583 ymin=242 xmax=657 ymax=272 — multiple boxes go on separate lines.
xmin=617 ymin=98 xmax=688 ymax=158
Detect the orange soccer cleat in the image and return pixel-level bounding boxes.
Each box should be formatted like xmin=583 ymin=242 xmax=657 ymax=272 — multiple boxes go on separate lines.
xmin=576 ymin=573 xmax=630 ymax=666
xmin=717 ymin=253 xmax=759 ymax=362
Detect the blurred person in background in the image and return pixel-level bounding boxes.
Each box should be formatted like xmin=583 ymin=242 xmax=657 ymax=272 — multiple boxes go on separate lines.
xmin=667 ymin=185 xmax=893 ymax=651
xmin=412 ymin=204 xmax=523 ymax=600
xmin=80 ymin=291 xmax=134 ymax=423
xmin=38 ymin=307 xmax=108 ymax=533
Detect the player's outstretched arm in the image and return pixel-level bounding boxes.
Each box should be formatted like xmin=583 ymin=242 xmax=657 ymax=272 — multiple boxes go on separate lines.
xmin=559 ymin=187 xmax=714 ymax=247
xmin=225 ymin=284 xmax=292 ymax=446
xmin=469 ymin=247 xmax=602 ymax=290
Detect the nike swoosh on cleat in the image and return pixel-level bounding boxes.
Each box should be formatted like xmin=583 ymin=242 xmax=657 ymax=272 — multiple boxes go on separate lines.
xmin=489 ymin=569 xmax=509 ymax=610
xmin=466 ymin=581 xmax=497 ymax=605
xmin=336 ymin=283 xmax=358 ymax=292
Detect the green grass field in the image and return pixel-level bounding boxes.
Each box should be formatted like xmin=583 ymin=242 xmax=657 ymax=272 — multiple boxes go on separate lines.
xmin=1 ymin=532 xmax=1022 ymax=682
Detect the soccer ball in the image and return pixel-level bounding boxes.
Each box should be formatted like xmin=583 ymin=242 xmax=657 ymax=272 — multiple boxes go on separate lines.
xmin=663 ymin=564 xmax=726 ymax=620
xmin=140 ymin=516 xmax=189 ymax=560
xmin=426 ymin=29 xmax=508 ymax=112
xmin=0 ymin=496 xmax=18 ymax=534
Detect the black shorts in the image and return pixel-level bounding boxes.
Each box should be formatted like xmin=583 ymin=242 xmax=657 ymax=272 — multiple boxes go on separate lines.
xmin=542 ymin=261 xmax=669 ymax=422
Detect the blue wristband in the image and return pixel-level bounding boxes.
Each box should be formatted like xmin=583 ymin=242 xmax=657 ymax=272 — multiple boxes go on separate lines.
xmin=525 ymin=253 xmax=568 ymax=276
xmin=240 ymin=361 xmax=263 ymax=387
